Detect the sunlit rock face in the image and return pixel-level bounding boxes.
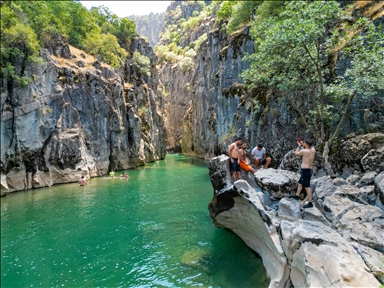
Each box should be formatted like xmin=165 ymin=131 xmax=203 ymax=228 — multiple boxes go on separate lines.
xmin=1 ymin=36 xmax=166 ymax=195
xmin=161 ymin=1 xmax=383 ymax=166
xmin=208 ymin=154 xmax=382 ymax=287
xmin=329 ymin=133 xmax=384 ymax=176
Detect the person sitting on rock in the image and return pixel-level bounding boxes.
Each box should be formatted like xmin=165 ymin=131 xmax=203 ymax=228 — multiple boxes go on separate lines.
xmin=239 ymin=142 xmax=257 ymax=175
xmin=109 ymin=170 xmax=115 ymax=178
xmin=251 ymin=144 xmax=271 ymax=170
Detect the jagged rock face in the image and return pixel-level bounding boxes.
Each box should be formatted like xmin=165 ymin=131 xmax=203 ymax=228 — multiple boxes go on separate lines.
xmin=208 ymin=180 xmax=291 ymax=288
xmin=254 ymin=169 xmax=299 ymax=199
xmin=374 ymin=172 xmax=384 ymax=209
xmin=0 ymin=36 xmax=166 ymax=195
xmin=282 ymin=220 xmax=380 ymax=287
xmin=160 ymin=1 xmax=214 ymax=49
xmin=161 ymin=2 xmax=384 ymax=166
xmin=329 ymin=133 xmax=384 ymax=176
xmin=129 ymin=13 xmax=165 ymax=47
xmin=208 ymin=155 xmax=383 ymax=287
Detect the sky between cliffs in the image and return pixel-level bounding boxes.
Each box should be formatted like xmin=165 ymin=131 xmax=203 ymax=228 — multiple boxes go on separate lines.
xmin=80 ymin=1 xmax=171 ymax=17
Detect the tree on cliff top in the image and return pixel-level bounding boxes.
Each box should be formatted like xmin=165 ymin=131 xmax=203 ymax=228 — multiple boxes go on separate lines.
xmin=242 ymin=1 xmax=384 ymax=160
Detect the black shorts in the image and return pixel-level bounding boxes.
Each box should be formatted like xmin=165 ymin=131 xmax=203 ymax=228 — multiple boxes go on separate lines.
xmin=298 ymin=168 xmax=313 ymax=188
xmin=260 ymin=158 xmax=267 ymax=165
xmin=229 ymin=158 xmax=241 ymax=172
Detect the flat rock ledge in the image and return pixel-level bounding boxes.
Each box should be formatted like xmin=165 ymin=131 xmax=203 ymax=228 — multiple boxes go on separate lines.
xmin=208 ymin=155 xmax=383 ymax=288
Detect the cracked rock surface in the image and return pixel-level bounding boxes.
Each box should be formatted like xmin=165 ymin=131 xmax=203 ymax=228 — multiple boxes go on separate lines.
xmin=208 ymin=154 xmax=383 ymax=287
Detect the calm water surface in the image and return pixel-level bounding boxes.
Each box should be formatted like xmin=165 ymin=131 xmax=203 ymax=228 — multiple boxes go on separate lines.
xmin=1 ymin=154 xmax=268 ymax=287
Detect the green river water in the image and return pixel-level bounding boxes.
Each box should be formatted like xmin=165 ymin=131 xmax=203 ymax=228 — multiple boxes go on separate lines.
xmin=1 ymin=154 xmax=268 ymax=288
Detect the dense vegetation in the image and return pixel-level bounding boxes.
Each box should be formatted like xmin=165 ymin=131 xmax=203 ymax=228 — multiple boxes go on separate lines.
xmin=1 ymin=0 xmax=137 ymax=84
xmin=155 ymin=0 xmax=383 ymax=156
xmin=154 ymin=1 xmax=217 ymax=71
xmin=241 ymin=1 xmax=384 ymax=157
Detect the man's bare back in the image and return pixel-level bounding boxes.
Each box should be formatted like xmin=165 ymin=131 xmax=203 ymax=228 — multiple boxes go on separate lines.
xmin=296 ymin=147 xmax=315 ymax=168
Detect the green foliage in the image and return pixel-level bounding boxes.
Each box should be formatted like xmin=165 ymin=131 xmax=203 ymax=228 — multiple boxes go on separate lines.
xmin=220 ymin=125 xmax=236 ymax=143
xmin=194 ymin=33 xmax=208 ymax=52
xmin=217 ymin=1 xmax=238 ymax=20
xmin=85 ymin=32 xmax=127 ymax=69
xmin=1 ymin=2 xmax=41 ymax=84
xmin=131 ymin=51 xmax=151 ymax=76
xmin=242 ymin=1 xmax=384 ymax=148
xmin=1 ymin=1 xmax=137 ymax=72
xmin=179 ymin=57 xmax=194 ymax=72
xmin=185 ymin=49 xmax=197 ymax=58
xmin=165 ymin=52 xmax=177 ymax=62
xmin=155 ymin=45 xmax=170 ymax=60
xmin=252 ymin=1 xmax=285 ymax=25
xmin=115 ymin=17 xmax=136 ymax=49
xmin=138 ymin=105 xmax=148 ymax=116
xmin=227 ymin=1 xmax=262 ymax=33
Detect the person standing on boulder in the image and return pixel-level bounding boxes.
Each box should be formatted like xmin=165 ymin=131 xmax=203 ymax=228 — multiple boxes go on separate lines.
xmin=228 ymin=137 xmax=243 ymax=182
xmin=290 ymin=139 xmax=316 ymax=208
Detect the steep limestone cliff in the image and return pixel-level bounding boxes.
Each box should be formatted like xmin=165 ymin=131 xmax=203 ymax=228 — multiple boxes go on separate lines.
xmin=129 ymin=12 xmax=165 ymax=47
xmin=1 ymin=35 xmax=166 ymax=195
xmin=160 ymin=1 xmax=384 ymax=169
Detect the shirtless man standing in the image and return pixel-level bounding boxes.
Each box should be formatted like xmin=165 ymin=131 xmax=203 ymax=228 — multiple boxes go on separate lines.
xmin=228 ymin=137 xmax=243 ymax=182
xmin=290 ymin=139 xmax=316 ymax=208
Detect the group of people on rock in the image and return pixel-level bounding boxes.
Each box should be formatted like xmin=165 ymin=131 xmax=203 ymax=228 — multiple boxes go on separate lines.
xmin=228 ymin=137 xmax=272 ymax=181
xmin=228 ymin=136 xmax=316 ymax=209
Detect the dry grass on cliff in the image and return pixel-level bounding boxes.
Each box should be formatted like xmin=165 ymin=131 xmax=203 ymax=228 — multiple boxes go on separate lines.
xmin=50 ymin=45 xmax=111 ymax=73
xmin=352 ymin=1 xmax=384 ymax=20
xmin=332 ymin=1 xmax=383 ymax=52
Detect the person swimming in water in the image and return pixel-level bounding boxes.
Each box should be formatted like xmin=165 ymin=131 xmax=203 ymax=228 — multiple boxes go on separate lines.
xmin=78 ymin=176 xmax=87 ymax=186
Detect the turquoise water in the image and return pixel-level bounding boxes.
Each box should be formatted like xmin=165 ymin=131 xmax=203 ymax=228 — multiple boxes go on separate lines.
xmin=1 ymin=154 xmax=268 ymax=287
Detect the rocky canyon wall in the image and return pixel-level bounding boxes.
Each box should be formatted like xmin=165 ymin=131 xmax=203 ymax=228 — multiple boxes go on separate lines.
xmin=129 ymin=13 xmax=165 ymax=47
xmin=1 ymin=35 xmax=166 ymax=195
xmin=161 ymin=3 xmax=384 ymax=169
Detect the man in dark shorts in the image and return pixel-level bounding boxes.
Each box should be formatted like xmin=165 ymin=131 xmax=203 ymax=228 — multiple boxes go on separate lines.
xmin=289 ymin=139 xmax=315 ymax=208
xmin=228 ymin=137 xmax=243 ymax=182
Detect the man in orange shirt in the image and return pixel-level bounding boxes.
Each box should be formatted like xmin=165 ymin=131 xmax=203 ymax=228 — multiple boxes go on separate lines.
xmin=239 ymin=142 xmax=256 ymax=175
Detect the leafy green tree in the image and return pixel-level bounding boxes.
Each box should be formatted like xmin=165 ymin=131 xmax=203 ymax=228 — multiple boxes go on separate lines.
xmin=84 ymin=32 xmax=127 ymax=69
xmin=1 ymin=2 xmax=41 ymax=85
xmin=115 ymin=17 xmax=136 ymax=49
xmin=252 ymin=1 xmax=285 ymax=25
xmin=227 ymin=1 xmax=262 ymax=33
xmin=131 ymin=51 xmax=151 ymax=76
xmin=216 ymin=1 xmax=238 ymax=20
xmin=242 ymin=1 xmax=384 ymax=160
